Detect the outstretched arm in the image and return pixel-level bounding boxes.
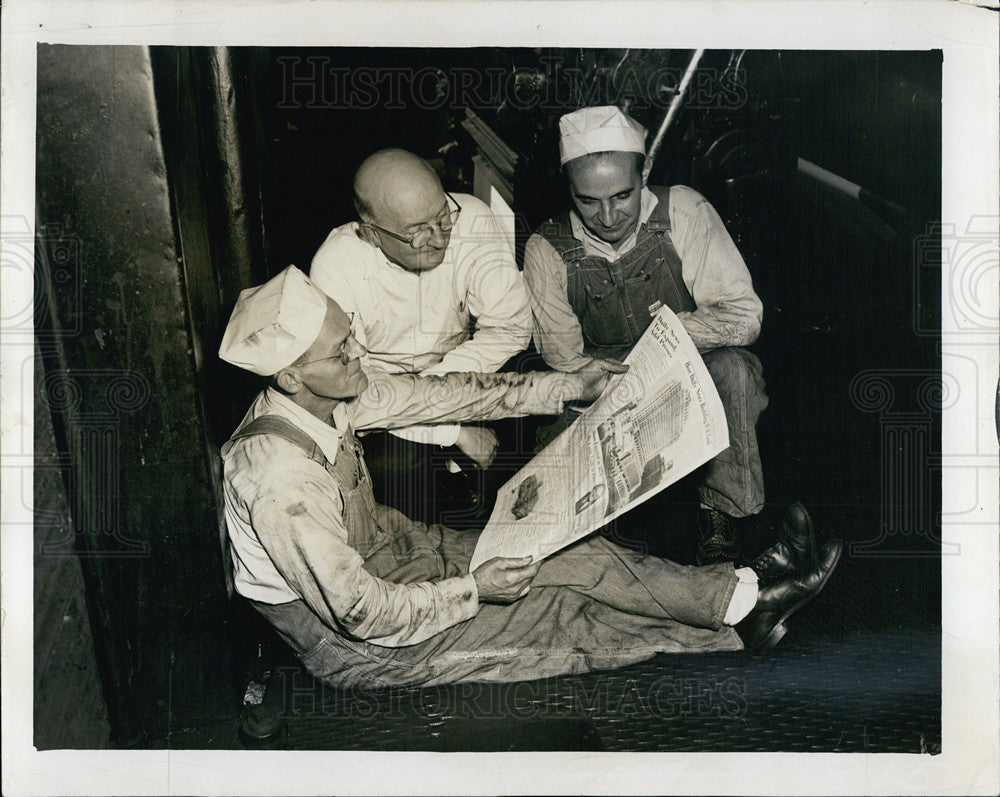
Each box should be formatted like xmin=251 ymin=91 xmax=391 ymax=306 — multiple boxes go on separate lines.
xmin=352 ymin=370 xmax=612 ymax=432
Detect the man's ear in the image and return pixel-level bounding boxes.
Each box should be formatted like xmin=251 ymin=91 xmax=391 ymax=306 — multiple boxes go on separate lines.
xmin=641 ymin=156 xmax=652 ymax=187
xmin=357 ymin=222 xmax=379 ymax=248
xmin=275 ymin=368 xmax=303 ymax=394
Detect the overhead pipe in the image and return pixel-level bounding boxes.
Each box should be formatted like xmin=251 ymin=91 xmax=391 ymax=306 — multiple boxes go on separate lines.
xmin=643 ymin=48 xmax=705 ymax=183
xmin=797 ymin=157 xmax=906 ymax=224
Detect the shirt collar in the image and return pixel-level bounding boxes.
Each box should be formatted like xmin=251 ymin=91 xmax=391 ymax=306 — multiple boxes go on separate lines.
xmin=569 ymin=186 xmax=659 ymax=260
xmin=258 ymin=387 xmax=351 ymax=465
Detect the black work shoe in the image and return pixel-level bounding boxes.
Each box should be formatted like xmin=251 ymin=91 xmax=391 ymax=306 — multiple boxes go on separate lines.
xmin=745 ymin=501 xmax=819 ymax=586
xmin=696 ymin=508 xmax=740 ymax=565
xmin=238 ymin=670 xmax=287 ymax=749
xmin=735 ymin=539 xmax=843 ymax=653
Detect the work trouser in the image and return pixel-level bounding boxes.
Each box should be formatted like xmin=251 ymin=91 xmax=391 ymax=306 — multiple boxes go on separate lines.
xmin=698 ymin=347 xmax=768 ymax=518
xmin=253 ymin=522 xmax=741 ymax=690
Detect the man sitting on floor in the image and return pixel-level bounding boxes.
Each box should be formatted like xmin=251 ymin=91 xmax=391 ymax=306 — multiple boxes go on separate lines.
xmin=219 ymin=265 xmax=841 ymax=689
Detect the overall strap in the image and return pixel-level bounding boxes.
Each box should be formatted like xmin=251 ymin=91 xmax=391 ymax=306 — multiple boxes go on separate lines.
xmin=222 ymin=415 xmax=327 ymax=468
xmin=535 ymin=211 xmax=587 ymax=264
xmin=643 ymin=185 xmax=673 ymax=234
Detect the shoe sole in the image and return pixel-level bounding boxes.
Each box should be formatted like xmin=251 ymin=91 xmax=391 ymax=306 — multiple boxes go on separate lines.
xmin=753 ymin=540 xmax=844 ymax=653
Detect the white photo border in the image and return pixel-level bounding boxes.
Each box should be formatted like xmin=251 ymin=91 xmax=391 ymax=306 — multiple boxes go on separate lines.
xmin=2 ymin=1 xmax=997 ymax=795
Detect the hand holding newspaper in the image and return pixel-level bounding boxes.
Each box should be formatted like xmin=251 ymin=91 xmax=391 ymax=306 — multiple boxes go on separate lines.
xmin=469 ymin=306 xmax=730 ymax=571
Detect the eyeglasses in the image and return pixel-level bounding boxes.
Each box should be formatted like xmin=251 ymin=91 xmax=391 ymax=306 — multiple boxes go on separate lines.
xmin=364 ymin=191 xmax=462 ymax=249
xmin=297 ymin=315 xmax=365 ymax=367
xmin=297 ymin=332 xmax=364 ymax=367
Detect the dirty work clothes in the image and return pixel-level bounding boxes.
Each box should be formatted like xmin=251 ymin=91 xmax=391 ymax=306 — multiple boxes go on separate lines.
xmin=523 ymin=185 xmax=763 ymax=369
xmin=524 ymin=185 xmax=767 ymax=517
xmin=223 ymin=379 xmax=741 ymax=689
xmin=255 ymin=529 xmax=741 ymax=689
xmin=697 ymin=347 xmax=768 ymax=517
xmin=222 ymin=372 xmax=585 ymax=644
xmin=310 ymin=192 xmax=531 ymax=449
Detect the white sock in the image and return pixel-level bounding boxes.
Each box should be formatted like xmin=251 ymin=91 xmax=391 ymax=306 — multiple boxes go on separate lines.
xmin=723 ymin=567 xmax=759 ymax=625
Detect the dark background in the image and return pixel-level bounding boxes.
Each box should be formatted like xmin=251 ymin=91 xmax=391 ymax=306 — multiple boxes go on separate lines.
xmin=34 ymin=45 xmax=941 ymax=750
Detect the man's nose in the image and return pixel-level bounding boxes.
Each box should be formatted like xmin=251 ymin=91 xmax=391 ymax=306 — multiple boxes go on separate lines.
xmin=426 ymin=224 xmax=449 ymax=248
xmin=345 ymin=335 xmax=366 ymax=360
xmin=599 ymin=202 xmax=616 ymax=226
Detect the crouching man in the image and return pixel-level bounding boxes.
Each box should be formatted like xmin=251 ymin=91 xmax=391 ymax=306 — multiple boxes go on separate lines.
xmin=219 ymin=265 xmax=841 ymax=689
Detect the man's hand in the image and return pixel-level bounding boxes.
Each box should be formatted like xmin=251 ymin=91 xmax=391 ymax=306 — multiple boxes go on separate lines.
xmin=472 ymin=556 xmax=540 ymax=603
xmin=554 ymin=360 xmax=629 ymax=407
xmin=574 ymin=356 xmax=630 ymax=376
xmin=455 ymin=425 xmax=499 ymax=469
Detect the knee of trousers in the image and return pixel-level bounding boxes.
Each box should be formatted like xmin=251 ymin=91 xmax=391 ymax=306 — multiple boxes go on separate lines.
xmin=701 ymin=347 xmax=768 ymax=417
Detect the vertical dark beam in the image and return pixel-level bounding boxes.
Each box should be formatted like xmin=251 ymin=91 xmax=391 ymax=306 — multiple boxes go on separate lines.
xmin=36 ymin=44 xmax=233 ymax=746
xmin=148 ymin=44 xmax=277 ymax=703
xmin=150 ymin=46 xmax=271 ymax=445
xmin=193 ymin=47 xmax=271 ymax=300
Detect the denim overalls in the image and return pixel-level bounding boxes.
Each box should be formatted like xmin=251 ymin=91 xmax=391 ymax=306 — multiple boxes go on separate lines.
xmin=537 ymin=186 xmax=767 ymax=517
xmin=537 ymin=186 xmax=695 ymax=363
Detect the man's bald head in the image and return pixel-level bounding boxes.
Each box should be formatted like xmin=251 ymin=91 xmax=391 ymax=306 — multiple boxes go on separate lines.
xmin=352 ymin=148 xmax=453 ymax=272
xmin=353 ymin=149 xmax=442 ymax=225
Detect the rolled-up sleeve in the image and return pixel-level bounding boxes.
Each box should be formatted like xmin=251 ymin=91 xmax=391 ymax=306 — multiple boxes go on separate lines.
xmin=522 ymin=233 xmax=593 ymax=372
xmin=670 ymin=186 xmax=763 ymax=352
xmin=227 ymin=435 xmax=479 ymax=647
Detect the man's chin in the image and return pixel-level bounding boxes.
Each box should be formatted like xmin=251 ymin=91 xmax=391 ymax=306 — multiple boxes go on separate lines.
xmin=594 ymin=225 xmax=631 ymax=245
xmin=412 ymin=250 xmax=447 ymax=271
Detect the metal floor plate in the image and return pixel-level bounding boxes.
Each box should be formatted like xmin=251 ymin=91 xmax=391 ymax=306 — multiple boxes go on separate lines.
xmin=278 ymin=626 xmax=939 ymax=753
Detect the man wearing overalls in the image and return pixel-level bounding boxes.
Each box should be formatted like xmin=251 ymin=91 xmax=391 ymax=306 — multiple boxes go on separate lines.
xmin=217 ymin=265 xmax=840 ymax=689
xmin=524 ymin=106 xmax=769 ymax=565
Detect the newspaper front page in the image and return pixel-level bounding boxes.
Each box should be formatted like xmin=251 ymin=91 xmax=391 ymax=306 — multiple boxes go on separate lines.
xmin=469 ymin=306 xmax=729 ymax=570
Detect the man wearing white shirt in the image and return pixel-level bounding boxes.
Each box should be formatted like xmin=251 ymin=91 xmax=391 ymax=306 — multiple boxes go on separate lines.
xmin=311 ymin=149 xmax=532 ymax=522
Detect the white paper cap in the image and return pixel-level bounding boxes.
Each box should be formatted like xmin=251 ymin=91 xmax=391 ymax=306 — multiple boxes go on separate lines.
xmin=559 ymin=105 xmax=647 ymax=165
xmin=219 ymin=265 xmax=328 ymax=376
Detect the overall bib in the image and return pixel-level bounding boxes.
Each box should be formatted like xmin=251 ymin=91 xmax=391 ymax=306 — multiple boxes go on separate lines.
xmin=538 ymin=187 xmax=767 ymax=517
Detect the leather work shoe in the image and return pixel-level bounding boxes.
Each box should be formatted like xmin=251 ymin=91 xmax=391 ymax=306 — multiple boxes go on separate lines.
xmin=735 ymin=538 xmax=843 ymax=653
xmin=696 ymin=508 xmax=740 ymax=565
xmin=745 ymin=501 xmax=819 ymax=586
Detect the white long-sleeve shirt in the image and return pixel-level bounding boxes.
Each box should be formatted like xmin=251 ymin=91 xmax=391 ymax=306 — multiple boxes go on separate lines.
xmin=523 ymin=185 xmax=762 ymax=372
xmin=222 ymin=370 xmax=581 ymax=647
xmin=310 ymin=192 xmax=532 ymax=447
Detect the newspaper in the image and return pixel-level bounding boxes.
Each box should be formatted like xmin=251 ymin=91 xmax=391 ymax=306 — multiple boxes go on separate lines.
xmin=469 ymin=306 xmax=730 ymax=571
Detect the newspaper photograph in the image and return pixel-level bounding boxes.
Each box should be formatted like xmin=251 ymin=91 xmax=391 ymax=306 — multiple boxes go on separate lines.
xmin=470 ymin=306 xmax=730 ymax=570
